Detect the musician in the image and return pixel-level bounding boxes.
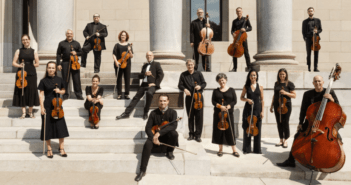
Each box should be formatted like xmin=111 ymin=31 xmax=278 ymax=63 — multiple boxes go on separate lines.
xmin=178 ymin=59 xmax=207 ymax=142
xmin=84 ymin=75 xmax=104 ymax=129
xmin=112 ymin=30 xmax=133 ymax=99
xmin=81 ymin=14 xmax=108 ymax=73
xmin=230 ymin=7 xmax=252 ymax=72
xmin=269 ymin=69 xmax=296 ymax=148
xmin=277 ymin=75 xmax=339 ymax=167
xmin=240 ymin=69 xmax=264 ymax=154
xmin=211 ymin=73 xmax=239 ymax=157
xmin=190 ymin=8 xmax=211 ymax=71
xmin=135 ymin=94 xmax=179 ymax=182
xmin=302 ymin=7 xmax=322 ymax=72
xmin=56 ymin=29 xmax=83 ymax=100
xmin=116 ymin=51 xmax=164 ymax=120
xmin=38 ymin=61 xmax=69 ymax=158
xmin=12 ymin=34 xmax=40 ymax=119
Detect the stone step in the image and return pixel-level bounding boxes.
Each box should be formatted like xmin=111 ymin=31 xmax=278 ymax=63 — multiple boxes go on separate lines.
xmin=81 ymin=78 xmax=140 ymax=85
xmin=0 ymin=92 xmax=15 ymax=99
xmin=84 ymin=71 xmax=140 ymax=78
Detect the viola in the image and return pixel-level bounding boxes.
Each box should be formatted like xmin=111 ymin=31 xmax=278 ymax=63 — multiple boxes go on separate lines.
xmin=292 ymin=64 xmax=346 ymax=173
xmin=246 ymin=102 xmax=259 ymax=137
xmin=227 ymin=15 xmax=249 ymax=57
xmin=51 ymin=83 xmax=64 ymax=119
xmin=193 ymin=82 xmax=203 ymax=110
xmin=278 ymin=86 xmax=288 ymax=122
xmin=151 ymin=117 xmax=182 ymax=135
xmin=70 ymin=45 xmax=80 ymax=70
xmin=89 ymin=102 xmax=99 ymax=125
xmin=16 ymin=59 xmax=27 ymax=96
xmin=117 ymin=43 xmax=133 ymax=69
xmin=311 ymin=26 xmax=321 ymax=51
xmin=198 ymin=13 xmax=214 ymax=71
xmin=217 ymin=99 xmax=229 ymax=131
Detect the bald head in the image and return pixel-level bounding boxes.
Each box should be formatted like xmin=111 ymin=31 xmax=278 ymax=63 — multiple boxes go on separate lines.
xmin=146 ymin=51 xmax=154 ymax=62
xmin=313 ymin=75 xmax=324 ymax=92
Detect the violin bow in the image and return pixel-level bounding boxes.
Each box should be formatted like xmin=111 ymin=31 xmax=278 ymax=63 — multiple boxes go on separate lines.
xmin=43 ymin=112 xmax=46 ymax=155
xmin=88 ymin=25 xmax=109 ymax=38
xmin=159 ymin=142 xmax=197 ymax=155
xmin=226 ymin=110 xmax=236 ymax=146
xmin=22 ymin=60 xmax=25 ymax=96
xmin=188 ymin=82 xmax=197 ymax=117
xmin=248 ymin=102 xmax=254 ymax=137
xmin=114 ymin=66 xmax=119 ymax=95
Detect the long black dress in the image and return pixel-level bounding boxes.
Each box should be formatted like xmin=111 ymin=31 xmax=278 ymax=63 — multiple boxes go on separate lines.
xmin=12 ymin=48 xmax=39 ymax=107
xmin=84 ymin=86 xmax=104 ymax=119
xmin=273 ymin=81 xmax=295 ymax=140
xmin=113 ymin=43 xmax=133 ymax=96
xmin=242 ymin=84 xmax=262 ymax=153
xmin=211 ymin=88 xmax=237 ymax=145
xmin=38 ymin=76 xmax=69 ymax=140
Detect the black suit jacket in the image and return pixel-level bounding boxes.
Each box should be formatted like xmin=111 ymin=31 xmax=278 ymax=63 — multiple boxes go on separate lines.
xmin=83 ymin=22 xmax=108 ymax=50
xmin=138 ymin=61 xmax=164 ymax=89
xmin=190 ymin=18 xmax=210 ymax=44
xmin=302 ymin=18 xmax=322 ymax=40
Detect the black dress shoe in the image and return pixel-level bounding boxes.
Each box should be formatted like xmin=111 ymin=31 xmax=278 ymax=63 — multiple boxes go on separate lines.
xmin=314 ymin=69 xmax=320 ymax=72
xmin=243 ymin=151 xmax=251 ymax=155
xmin=124 ymin=95 xmax=130 ymax=100
xmin=187 ymin=135 xmax=194 ymax=141
xmin=166 ymin=152 xmax=175 ymax=160
xmin=63 ymin=95 xmax=69 ymax=100
xmin=276 ymin=159 xmax=296 ymax=167
xmin=135 ymin=171 xmax=146 ymax=182
xmin=116 ymin=112 xmax=129 ymax=120
xmin=195 ymin=137 xmax=202 ymax=143
xmin=308 ymin=68 xmax=311 ymax=72
xmin=233 ymin=152 xmax=240 ymax=157
xmin=230 ymin=68 xmax=237 ymax=72
xmin=76 ymin=95 xmax=84 ymax=100
xmin=143 ymin=112 xmax=148 ymax=120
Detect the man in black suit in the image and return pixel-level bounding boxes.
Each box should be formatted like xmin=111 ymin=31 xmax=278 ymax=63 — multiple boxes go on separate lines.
xmin=190 ymin=8 xmax=211 ymax=71
xmin=117 ymin=51 xmax=164 ymax=120
xmin=302 ymin=7 xmax=322 ymax=72
xmin=81 ymin=13 xmax=108 ymax=73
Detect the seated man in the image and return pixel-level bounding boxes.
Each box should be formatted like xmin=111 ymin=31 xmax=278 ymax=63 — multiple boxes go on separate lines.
xmin=135 ymin=94 xmax=179 ymax=181
xmin=116 ymin=51 xmax=164 ymax=120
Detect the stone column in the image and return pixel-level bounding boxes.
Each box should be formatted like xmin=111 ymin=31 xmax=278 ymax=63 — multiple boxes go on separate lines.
xmin=149 ymin=0 xmax=185 ymax=71
xmin=252 ymin=0 xmax=302 ymax=71
xmin=37 ymin=0 xmax=73 ymax=65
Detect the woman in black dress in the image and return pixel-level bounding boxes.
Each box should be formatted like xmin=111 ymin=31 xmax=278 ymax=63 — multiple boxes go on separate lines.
xmin=38 ymin=61 xmax=69 ymax=158
xmin=211 ymin=73 xmax=239 ymax=157
xmin=112 ymin=30 xmax=133 ymax=99
xmin=12 ymin=34 xmax=40 ymax=119
xmin=240 ymin=69 xmax=264 ymax=154
xmin=269 ymin=68 xmax=296 ymax=148
xmin=84 ymin=74 xmax=104 ymax=129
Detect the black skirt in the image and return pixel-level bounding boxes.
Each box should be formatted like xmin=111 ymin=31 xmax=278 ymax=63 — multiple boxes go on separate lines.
xmin=12 ymin=75 xmax=40 ymax=107
xmin=212 ymin=111 xmax=236 ymax=145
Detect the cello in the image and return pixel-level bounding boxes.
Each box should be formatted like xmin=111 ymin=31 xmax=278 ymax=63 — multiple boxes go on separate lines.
xmin=198 ymin=13 xmax=214 ymax=71
xmin=16 ymin=59 xmax=27 ymax=96
xmin=246 ymin=102 xmax=259 ymax=137
xmin=311 ymin=26 xmax=321 ymax=51
xmin=227 ymin=15 xmax=249 ymax=57
xmin=117 ymin=43 xmax=133 ymax=69
xmin=291 ymin=64 xmax=346 ymax=173
xmin=217 ymin=99 xmax=229 ymax=131
xmin=51 ymin=84 xmax=64 ymax=119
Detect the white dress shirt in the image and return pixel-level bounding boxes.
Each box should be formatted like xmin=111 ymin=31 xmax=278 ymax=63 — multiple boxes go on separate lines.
xmin=143 ymin=61 xmax=153 ymax=82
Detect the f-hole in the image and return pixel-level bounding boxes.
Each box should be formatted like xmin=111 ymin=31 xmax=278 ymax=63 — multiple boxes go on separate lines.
xmin=325 ymin=127 xmax=333 ymax=141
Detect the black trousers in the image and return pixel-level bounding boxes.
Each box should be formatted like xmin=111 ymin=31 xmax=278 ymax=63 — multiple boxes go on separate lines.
xmin=242 ymin=121 xmax=262 ymax=153
xmin=305 ymin=37 xmax=319 ymax=70
xmin=114 ymin=64 xmax=131 ymax=96
xmin=140 ymin=131 xmax=178 ymax=172
xmin=185 ymin=95 xmax=203 ymax=138
xmin=232 ymin=40 xmax=251 ymax=70
xmin=193 ymin=44 xmax=210 ymax=71
xmin=61 ymin=61 xmax=82 ymax=97
xmin=125 ymin=82 xmax=156 ymax=114
xmin=274 ymin=102 xmax=292 ymax=139
xmin=81 ymin=42 xmax=102 ymax=71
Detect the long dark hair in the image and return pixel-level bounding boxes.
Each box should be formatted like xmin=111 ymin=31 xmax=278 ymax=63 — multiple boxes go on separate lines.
xmin=276 ymin=68 xmax=289 ymax=86
xmin=244 ymin=69 xmax=259 ymax=90
xmin=43 ymin=61 xmax=57 ymax=79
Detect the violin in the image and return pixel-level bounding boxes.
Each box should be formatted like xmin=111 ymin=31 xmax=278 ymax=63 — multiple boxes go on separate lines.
xmin=278 ymin=86 xmax=288 ymax=122
xmin=246 ymin=102 xmax=259 ymax=137
xmin=70 ymin=45 xmax=80 ymax=70
xmin=16 ymin=59 xmax=27 ymax=96
xmin=89 ymin=102 xmax=99 ymax=125
xmin=217 ymin=99 xmax=229 ymax=131
xmin=51 ymin=84 xmax=64 ymax=119
xmin=292 ymin=64 xmax=346 ymax=173
xmin=198 ymin=13 xmax=214 ymax=71
xmin=151 ymin=117 xmax=182 ymax=135
xmin=227 ymin=15 xmax=249 ymax=57
xmin=86 ymin=25 xmax=108 ymax=52
xmin=117 ymin=43 xmax=133 ymax=69
xmin=193 ymin=82 xmax=203 ymax=110
xmin=311 ymin=26 xmax=321 ymax=51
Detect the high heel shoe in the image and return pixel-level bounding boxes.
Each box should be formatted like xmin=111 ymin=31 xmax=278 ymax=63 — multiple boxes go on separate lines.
xmin=58 ymin=148 xmax=68 ymax=157
xmin=19 ymin=113 xmax=26 ymax=119
xmin=47 ymin=149 xmax=53 ymax=159
xmin=29 ymin=112 xmax=35 ymax=118
xmin=117 ymin=95 xmax=122 ymax=100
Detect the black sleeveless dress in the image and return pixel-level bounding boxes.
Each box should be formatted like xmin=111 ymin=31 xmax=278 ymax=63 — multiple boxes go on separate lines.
xmin=38 ymin=76 xmax=69 ymax=140
xmin=12 ymin=48 xmax=40 ymax=107
xmin=242 ymin=83 xmax=262 ymax=154
xmin=113 ymin=43 xmax=133 ymax=96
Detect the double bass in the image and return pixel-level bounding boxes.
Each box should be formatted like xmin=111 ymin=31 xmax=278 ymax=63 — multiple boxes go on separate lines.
xmin=16 ymin=59 xmax=27 ymax=96
xmin=198 ymin=13 xmax=214 ymax=71
xmin=227 ymin=15 xmax=249 ymax=57
xmin=291 ymin=64 xmax=346 ymax=173
xmin=51 ymin=84 xmax=64 ymax=119
xmin=311 ymin=26 xmax=321 ymax=51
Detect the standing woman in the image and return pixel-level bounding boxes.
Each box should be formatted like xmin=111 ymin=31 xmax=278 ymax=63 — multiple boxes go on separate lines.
xmin=211 ymin=73 xmax=240 ymax=157
xmin=38 ymin=61 xmax=69 ymax=158
xmin=269 ymin=68 xmax=296 ymax=148
xmin=12 ymin=34 xmax=40 ymax=118
xmin=84 ymin=74 xmax=104 ymax=129
xmin=112 ymin=30 xmax=133 ymax=100
xmin=240 ymin=69 xmax=264 ymax=154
